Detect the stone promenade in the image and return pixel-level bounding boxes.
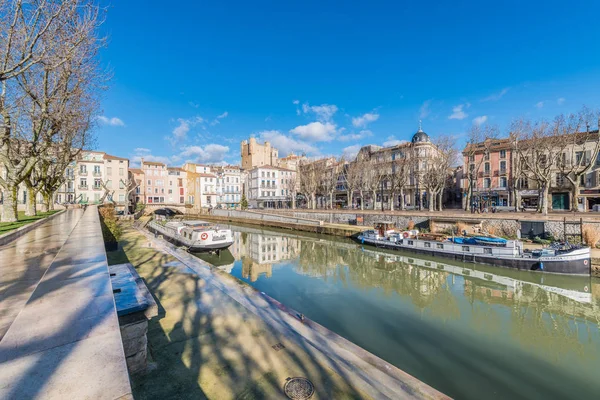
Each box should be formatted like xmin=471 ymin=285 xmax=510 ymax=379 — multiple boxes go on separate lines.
xmin=0 ymin=207 xmax=132 ymax=400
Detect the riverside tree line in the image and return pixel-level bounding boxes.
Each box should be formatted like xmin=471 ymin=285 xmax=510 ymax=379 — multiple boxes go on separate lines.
xmin=0 ymin=0 xmax=105 ymax=222
xmin=295 ymin=107 xmax=600 ymax=215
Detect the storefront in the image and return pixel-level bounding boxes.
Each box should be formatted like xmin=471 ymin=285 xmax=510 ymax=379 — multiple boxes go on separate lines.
xmin=519 ymin=190 xmax=539 ymax=208
xmin=581 ymin=189 xmax=600 ymax=211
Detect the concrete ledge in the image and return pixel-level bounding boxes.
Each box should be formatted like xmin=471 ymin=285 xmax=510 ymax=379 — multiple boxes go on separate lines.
xmin=0 ymin=209 xmax=66 ymax=246
xmin=0 ymin=206 xmax=132 ymax=400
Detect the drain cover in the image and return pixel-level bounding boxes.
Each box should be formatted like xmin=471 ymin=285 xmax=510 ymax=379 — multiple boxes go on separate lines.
xmin=283 ymin=377 xmax=315 ymax=400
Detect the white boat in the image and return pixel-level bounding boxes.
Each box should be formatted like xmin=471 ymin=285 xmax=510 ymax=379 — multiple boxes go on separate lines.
xmin=148 ymin=219 xmax=234 ymax=252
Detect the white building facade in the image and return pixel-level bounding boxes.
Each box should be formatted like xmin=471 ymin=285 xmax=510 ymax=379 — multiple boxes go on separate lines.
xmin=247 ymin=165 xmax=295 ymax=208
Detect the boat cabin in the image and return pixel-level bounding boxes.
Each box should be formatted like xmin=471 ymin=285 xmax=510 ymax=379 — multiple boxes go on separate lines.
xmin=374 ymin=221 xmax=395 ymax=237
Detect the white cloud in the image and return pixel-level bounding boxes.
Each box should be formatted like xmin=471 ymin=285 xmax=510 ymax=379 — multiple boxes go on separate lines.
xmin=301 ymin=103 xmax=338 ymax=122
xmin=419 ymin=100 xmax=432 ymax=119
xmin=339 ymin=130 xmax=373 ymax=142
xmin=97 ymin=116 xmax=125 ymax=127
xmin=130 ymin=148 xmax=171 ymax=167
xmin=481 ymin=88 xmax=509 ymax=102
xmin=449 ymin=103 xmax=470 ymax=120
xmin=535 ymin=101 xmax=544 ymax=109
xmin=168 ymin=116 xmax=204 ymax=145
xmin=259 ymin=130 xmax=318 ymax=156
xmin=210 ymin=111 xmax=229 ymax=126
xmin=189 ymin=102 xmax=200 ymax=108
xmin=179 ymin=144 xmax=230 ymax=163
xmin=557 ymin=97 xmax=565 ymax=105
xmin=472 ymin=115 xmax=488 ymax=125
xmin=352 ymin=112 xmax=379 ymax=128
xmin=292 ymin=100 xmax=300 ymax=105
xmin=383 ymin=136 xmax=408 ymax=147
xmin=290 ymin=121 xmax=337 ymax=141
xmin=342 ymin=144 xmax=362 ymax=160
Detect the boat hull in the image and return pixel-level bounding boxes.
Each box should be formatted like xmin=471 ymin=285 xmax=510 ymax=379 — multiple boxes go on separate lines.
xmin=356 ymin=236 xmax=591 ymax=276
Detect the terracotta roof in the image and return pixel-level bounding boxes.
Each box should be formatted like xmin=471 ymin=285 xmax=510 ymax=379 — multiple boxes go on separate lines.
xmin=129 ymin=168 xmax=142 ymax=174
xmin=142 ymin=160 xmax=166 ymax=166
xmin=198 ymin=173 xmax=217 ymax=178
xmin=167 ymin=166 xmax=185 ymax=172
xmin=103 ymin=154 xmax=129 ymax=161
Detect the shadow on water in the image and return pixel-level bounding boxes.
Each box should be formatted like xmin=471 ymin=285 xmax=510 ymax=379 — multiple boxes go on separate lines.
xmin=197 ymin=222 xmax=600 ymax=400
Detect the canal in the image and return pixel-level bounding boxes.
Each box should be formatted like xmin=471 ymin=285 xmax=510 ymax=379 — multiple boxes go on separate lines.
xmin=193 ymin=224 xmax=600 ymax=400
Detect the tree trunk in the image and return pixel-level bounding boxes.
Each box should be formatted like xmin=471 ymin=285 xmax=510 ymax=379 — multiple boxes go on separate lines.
xmin=399 ymin=188 xmax=405 ymax=210
xmin=541 ymin=183 xmax=549 ymax=216
xmin=570 ymin=180 xmax=580 ymax=212
xmin=360 ymin=190 xmax=364 ymax=210
xmin=329 ymin=192 xmax=333 ymax=210
xmin=1 ymin=185 xmax=18 ymax=222
xmin=372 ymin=190 xmax=377 ymax=210
xmin=25 ymin=186 xmax=37 ymax=216
xmin=428 ymin=190 xmax=434 ymax=212
xmin=292 ymin=192 xmax=296 ymax=209
xmin=40 ymin=191 xmax=51 ymax=212
xmin=437 ymin=191 xmax=443 ymax=211
xmin=347 ymin=190 xmax=353 ymax=209
xmin=311 ymin=193 xmax=316 ymax=210
xmin=390 ymin=191 xmax=395 ymax=211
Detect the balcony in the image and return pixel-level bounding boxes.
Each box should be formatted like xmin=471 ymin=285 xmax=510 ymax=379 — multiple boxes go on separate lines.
xmin=499 ymin=169 xmax=507 ymax=175
xmin=482 ymin=170 xmax=491 ymax=177
xmin=78 ymin=185 xmax=88 ymax=190
xmin=93 ymin=171 xmax=102 ymax=177
xmin=79 ymin=170 xmax=88 ymax=176
xmin=92 ymin=185 xmax=102 ymax=191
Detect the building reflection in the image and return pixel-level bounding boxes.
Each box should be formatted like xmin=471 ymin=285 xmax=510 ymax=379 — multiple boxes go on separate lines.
xmin=238 ymin=232 xmax=299 ymax=282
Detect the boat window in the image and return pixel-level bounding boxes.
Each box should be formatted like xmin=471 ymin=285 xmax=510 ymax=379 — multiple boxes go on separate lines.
xmin=436 ymin=243 xmax=443 ymax=249
xmin=408 ymin=240 xmax=414 ymax=245
xmin=484 ymin=248 xmax=492 ymax=255
xmin=424 ymin=242 xmax=431 ymax=248
xmin=462 ymin=246 xmax=470 ymax=252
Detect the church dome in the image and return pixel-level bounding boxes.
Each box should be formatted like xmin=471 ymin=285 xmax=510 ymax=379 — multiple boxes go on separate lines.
xmin=411 ymin=127 xmax=430 ymax=143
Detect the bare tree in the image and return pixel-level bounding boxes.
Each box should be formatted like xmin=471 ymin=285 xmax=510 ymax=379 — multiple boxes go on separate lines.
xmin=286 ymin=171 xmax=298 ymax=209
xmin=421 ymin=137 xmax=458 ymax=211
xmin=514 ymin=118 xmax=569 ymax=215
xmin=121 ymin=171 xmax=139 ymax=215
xmin=557 ymin=108 xmax=600 ymax=211
xmin=299 ymin=160 xmax=319 ymax=209
xmin=363 ymin=158 xmax=387 ymax=210
xmin=0 ymin=1 xmax=105 ymax=222
xmin=388 ymin=154 xmax=410 ymax=211
xmin=340 ymin=157 xmax=360 ymax=209
xmin=321 ymin=160 xmax=340 ymax=209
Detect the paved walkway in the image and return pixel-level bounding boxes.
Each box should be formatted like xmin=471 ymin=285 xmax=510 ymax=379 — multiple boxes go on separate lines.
xmin=126 ymin=223 xmax=447 ymax=399
xmin=0 ymin=207 xmax=132 ymax=400
xmin=0 ymin=210 xmax=83 ymax=339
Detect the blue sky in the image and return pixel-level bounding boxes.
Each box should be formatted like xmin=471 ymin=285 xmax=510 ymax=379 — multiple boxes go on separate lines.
xmin=95 ymin=0 xmax=600 ymax=166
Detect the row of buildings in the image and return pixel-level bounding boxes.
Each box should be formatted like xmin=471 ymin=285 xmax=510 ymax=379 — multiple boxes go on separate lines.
xmin=6 ymin=124 xmax=599 ymax=213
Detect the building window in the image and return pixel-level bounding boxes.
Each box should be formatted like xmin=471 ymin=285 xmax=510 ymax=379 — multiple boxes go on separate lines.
xmin=484 ymin=163 xmax=490 ymax=173
xmin=500 ymin=150 xmax=506 ymax=159
xmin=500 ymin=177 xmax=507 ymax=188
xmin=500 ymin=160 xmax=506 ymax=173
xmin=119 ymin=168 xmax=124 ymax=176
xmin=484 ymin=248 xmax=492 ymax=254
xmin=424 ymin=242 xmax=431 ymax=248
xmin=484 ymin=152 xmax=490 ymax=161
xmin=147 ymin=179 xmax=151 ymax=185
xmin=119 ymin=181 xmax=124 ymax=189
xmin=107 ymin=167 xmax=112 ymax=175
xmin=462 ymin=246 xmax=470 ymax=252
xmin=484 ymin=178 xmax=491 ymax=188
xmin=119 ymin=194 xmax=125 ymax=202
xmin=436 ymin=243 xmax=443 ymax=249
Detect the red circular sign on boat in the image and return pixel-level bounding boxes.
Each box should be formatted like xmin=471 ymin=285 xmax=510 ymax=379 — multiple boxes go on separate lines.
xmin=584 ymin=259 xmax=589 ymax=266
xmin=403 ymin=232 xmax=409 ymax=238
xmin=201 ymin=233 xmax=208 ymax=240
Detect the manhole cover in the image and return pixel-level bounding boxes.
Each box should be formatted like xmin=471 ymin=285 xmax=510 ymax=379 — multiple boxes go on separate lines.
xmin=283 ymin=377 xmax=314 ymax=400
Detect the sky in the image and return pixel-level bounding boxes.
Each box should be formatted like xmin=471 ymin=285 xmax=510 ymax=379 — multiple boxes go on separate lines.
xmin=95 ymin=0 xmax=600 ymax=166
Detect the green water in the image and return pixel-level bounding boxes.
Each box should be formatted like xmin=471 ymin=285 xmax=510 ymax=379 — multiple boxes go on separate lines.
xmin=195 ymin=224 xmax=600 ymax=400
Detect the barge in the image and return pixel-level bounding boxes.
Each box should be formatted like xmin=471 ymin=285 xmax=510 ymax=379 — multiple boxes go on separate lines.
xmin=357 ymin=222 xmax=591 ymax=276
xmin=148 ymin=219 xmax=234 ymax=252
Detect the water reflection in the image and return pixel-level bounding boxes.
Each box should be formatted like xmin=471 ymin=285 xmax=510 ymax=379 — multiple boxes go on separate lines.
xmin=194 ymin=224 xmax=600 ymax=400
